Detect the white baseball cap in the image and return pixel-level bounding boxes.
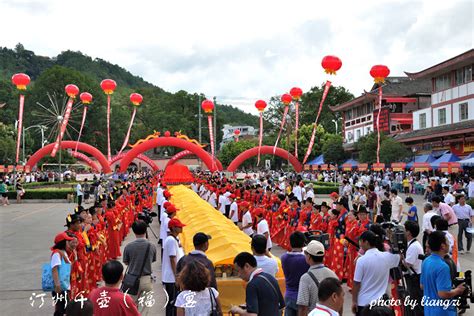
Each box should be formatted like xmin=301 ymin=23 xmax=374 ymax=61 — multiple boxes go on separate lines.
xmin=303 ymin=240 xmax=325 ymax=256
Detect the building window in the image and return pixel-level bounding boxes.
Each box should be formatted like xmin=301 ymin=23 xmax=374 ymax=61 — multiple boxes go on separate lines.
xmin=438 ymin=108 xmax=446 ymax=125
xmin=356 ymin=130 xmax=361 ymax=139
xmin=456 ymin=65 xmax=473 ymax=85
xmin=460 ymin=103 xmax=469 ymax=121
xmin=419 ymin=113 xmax=427 ymax=129
xmin=435 ymin=74 xmax=451 ymax=91
xmin=346 ymin=110 xmax=353 ymax=120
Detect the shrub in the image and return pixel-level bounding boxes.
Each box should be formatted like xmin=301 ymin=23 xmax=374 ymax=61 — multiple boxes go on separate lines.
xmin=6 ymin=188 xmax=74 ymax=199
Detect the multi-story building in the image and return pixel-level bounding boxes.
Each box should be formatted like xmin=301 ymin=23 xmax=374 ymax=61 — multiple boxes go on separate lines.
xmin=220 ymin=124 xmax=257 ymax=149
xmin=331 ymin=77 xmax=431 ymax=152
xmin=395 ymin=49 xmax=474 ymax=156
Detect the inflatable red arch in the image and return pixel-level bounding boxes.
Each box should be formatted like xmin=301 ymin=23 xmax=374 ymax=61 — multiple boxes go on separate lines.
xmin=26 ymin=141 xmax=112 ymax=174
xmin=166 ymin=150 xmax=223 ymax=170
xmin=71 ymin=152 xmax=100 ymax=172
xmin=110 ymin=153 xmax=159 ymax=171
xmin=227 ymin=146 xmax=303 ymax=172
xmin=119 ymin=137 xmax=222 ymax=173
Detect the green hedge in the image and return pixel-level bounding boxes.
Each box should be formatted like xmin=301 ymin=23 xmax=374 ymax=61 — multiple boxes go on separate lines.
xmin=302 ymin=180 xmax=338 ymax=187
xmin=5 ymin=188 xmax=74 ymax=199
xmin=313 ymin=186 xmax=338 ymax=194
xmin=468 ymin=199 xmax=474 ymax=209
xmin=7 ymin=181 xmax=84 ymax=190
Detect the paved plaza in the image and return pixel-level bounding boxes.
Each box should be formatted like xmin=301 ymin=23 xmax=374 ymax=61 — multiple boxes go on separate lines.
xmin=0 ymin=193 xmax=473 ymax=315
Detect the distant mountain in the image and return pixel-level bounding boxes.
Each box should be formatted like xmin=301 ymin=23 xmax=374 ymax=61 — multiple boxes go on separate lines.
xmin=0 ymin=44 xmax=258 ymax=155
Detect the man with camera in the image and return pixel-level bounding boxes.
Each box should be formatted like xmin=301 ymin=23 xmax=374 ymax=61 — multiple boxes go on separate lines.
xmin=352 ymin=230 xmax=401 ymax=316
xmin=402 ymin=220 xmax=424 ymax=316
xmin=420 ymin=231 xmax=466 ymax=316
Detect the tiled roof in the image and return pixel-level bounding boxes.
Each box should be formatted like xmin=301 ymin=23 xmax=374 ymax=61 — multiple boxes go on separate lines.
xmin=394 ymin=120 xmax=474 ymax=142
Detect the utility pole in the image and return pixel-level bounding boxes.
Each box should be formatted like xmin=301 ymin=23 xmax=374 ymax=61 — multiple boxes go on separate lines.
xmin=198 ymin=95 xmax=202 ymax=144
xmin=213 ymin=96 xmax=217 ymax=152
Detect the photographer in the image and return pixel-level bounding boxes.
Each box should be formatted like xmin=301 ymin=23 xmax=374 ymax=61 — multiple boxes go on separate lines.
xmin=420 ymin=231 xmax=465 ymax=316
xmin=402 ymin=221 xmax=424 ymax=316
xmin=352 ymin=231 xmax=400 ymax=316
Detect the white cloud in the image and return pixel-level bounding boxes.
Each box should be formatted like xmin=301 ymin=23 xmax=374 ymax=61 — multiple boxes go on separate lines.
xmin=0 ymin=0 xmax=472 ymax=114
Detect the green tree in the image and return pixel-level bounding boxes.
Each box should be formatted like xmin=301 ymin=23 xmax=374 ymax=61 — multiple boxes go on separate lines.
xmin=355 ymin=132 xmax=409 ymax=164
xmin=379 ymin=138 xmax=409 ymax=164
xmin=0 ymin=123 xmax=16 ymax=164
xmin=280 ymin=124 xmax=327 ymax=161
xmin=322 ymin=134 xmax=347 ymax=165
xmin=218 ymin=139 xmax=257 ymax=167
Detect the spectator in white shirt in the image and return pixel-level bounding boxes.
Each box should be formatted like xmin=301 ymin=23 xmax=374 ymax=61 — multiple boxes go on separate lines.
xmin=453 ymin=194 xmax=474 ymax=253
xmin=443 ymin=186 xmax=455 ymax=206
xmin=305 ymin=184 xmax=315 ymax=203
xmin=402 ymin=221 xmax=424 ymax=316
xmin=422 ymin=202 xmax=437 ymax=250
xmin=240 ymin=202 xmax=254 ymax=236
xmin=256 ymin=209 xmax=272 ymax=250
xmin=207 ymin=187 xmax=217 ymax=208
xmin=468 ymin=176 xmax=474 ymax=199
xmin=293 ymin=182 xmax=303 ymax=202
xmin=308 ymin=278 xmax=344 ymax=316
xmin=228 ymin=195 xmax=239 ymax=224
xmin=352 ymin=231 xmax=400 ymax=315
xmin=390 ymin=189 xmax=403 ymax=222
xmin=251 ymin=234 xmax=278 ymax=277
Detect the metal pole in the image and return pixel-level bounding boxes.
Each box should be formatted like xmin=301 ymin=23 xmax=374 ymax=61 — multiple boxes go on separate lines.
xmin=213 ymin=96 xmax=217 ymax=152
xmin=41 ymin=126 xmax=45 ymax=147
xmin=58 ymin=121 xmax=62 ymax=189
xmin=198 ymin=95 xmax=202 ymax=144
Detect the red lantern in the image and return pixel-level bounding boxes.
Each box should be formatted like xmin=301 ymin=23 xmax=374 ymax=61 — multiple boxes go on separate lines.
xmin=281 ymin=94 xmax=292 ymax=105
xmin=65 ymin=84 xmax=79 ymax=98
xmin=290 ymin=87 xmax=303 ymax=101
xmin=130 ymin=93 xmax=143 ymax=106
xmin=11 ymin=73 xmax=31 ymax=90
xmin=321 ymin=55 xmax=342 ymax=75
xmin=234 ymin=129 xmax=241 ymax=136
xmin=255 ymin=100 xmax=267 ymax=112
xmin=164 ymin=131 xmax=171 ymax=137
xmin=370 ymin=65 xmax=390 ymax=84
xmin=201 ymin=100 xmax=214 ymax=113
xmin=80 ymin=92 xmax=93 ymax=104
xmin=100 ymin=79 xmax=117 ymax=95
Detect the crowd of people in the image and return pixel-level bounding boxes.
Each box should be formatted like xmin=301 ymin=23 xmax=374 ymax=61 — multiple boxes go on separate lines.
xmin=30 ymin=167 xmax=474 ymax=316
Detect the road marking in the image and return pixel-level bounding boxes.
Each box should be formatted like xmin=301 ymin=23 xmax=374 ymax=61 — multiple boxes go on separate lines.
xmin=11 ymin=205 xmax=58 ymax=221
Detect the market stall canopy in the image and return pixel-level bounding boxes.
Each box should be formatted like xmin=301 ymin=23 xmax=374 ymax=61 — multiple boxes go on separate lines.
xmin=306 ymin=154 xmax=325 ymax=165
xmin=431 ymin=153 xmax=460 ymax=170
xmin=406 ymin=154 xmax=435 ymax=169
xmin=341 ymin=159 xmax=358 ymax=170
xmin=459 ymin=157 xmax=474 ymax=167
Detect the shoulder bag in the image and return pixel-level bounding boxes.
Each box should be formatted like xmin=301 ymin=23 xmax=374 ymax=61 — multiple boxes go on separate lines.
xmin=121 ymin=243 xmax=151 ymax=295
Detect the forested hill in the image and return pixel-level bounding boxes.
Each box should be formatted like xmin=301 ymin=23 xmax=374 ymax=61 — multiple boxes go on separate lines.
xmin=0 ymin=44 xmax=258 ymax=155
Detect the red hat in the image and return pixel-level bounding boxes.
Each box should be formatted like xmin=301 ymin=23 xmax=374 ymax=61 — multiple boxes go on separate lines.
xmin=229 ymin=194 xmax=236 ymax=199
xmin=240 ymin=201 xmax=250 ymax=208
xmin=254 ymin=208 xmax=264 ymax=217
xmin=329 ymin=192 xmax=339 ymax=198
xmin=163 ymin=201 xmax=172 ymax=209
xmin=164 ymin=190 xmax=172 ymax=198
xmin=166 ymin=204 xmax=179 ymax=213
xmin=168 ymin=218 xmax=186 ymax=229
xmin=161 ymin=182 xmax=167 ymax=188
xmin=54 ymin=232 xmax=74 ymax=244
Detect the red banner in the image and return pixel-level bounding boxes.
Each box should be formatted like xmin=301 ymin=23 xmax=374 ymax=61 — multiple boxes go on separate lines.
xmin=439 ymin=162 xmax=462 ymax=173
xmin=0 ymin=165 xmax=4 ymax=173
xmin=25 ymin=165 xmax=31 ymax=173
xmin=372 ymin=163 xmax=385 ymax=171
xmin=376 ymin=87 xmax=382 ymax=164
xmin=302 ymin=81 xmax=331 ymax=164
xmin=106 ymin=94 xmax=112 ymax=161
xmin=74 ymin=106 xmax=88 ymax=154
xmin=342 ymin=163 xmax=353 ymax=171
xmin=7 ymin=165 xmax=14 ymax=173
xmin=119 ymin=107 xmax=137 ymax=154
xmin=295 ymin=102 xmax=299 ymax=158
xmin=16 ymin=165 xmax=24 ymax=172
xmin=391 ymin=162 xmax=407 ymax=172
xmin=413 ymin=162 xmax=431 ymax=172
xmin=51 ymin=98 xmax=74 ymax=157
xmin=257 ymin=112 xmax=264 ymax=165
xmin=273 ymin=106 xmax=289 ymax=154
xmin=304 ymin=164 xmax=312 ymax=171
xmin=358 ymin=163 xmax=369 ymax=171
xmin=208 ymin=115 xmax=215 ymax=168
xmin=15 ymin=94 xmax=25 ymax=163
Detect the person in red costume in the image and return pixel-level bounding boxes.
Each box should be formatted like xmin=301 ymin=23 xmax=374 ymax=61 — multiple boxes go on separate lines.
xmin=105 ymin=202 xmax=121 ymax=260
xmin=328 ymin=199 xmax=348 ymax=280
xmin=343 ymin=210 xmax=359 ymax=289
xmin=65 ymin=213 xmax=86 ymax=297
xmin=299 ymin=198 xmax=313 ymax=228
xmin=309 ymin=204 xmax=324 ymax=232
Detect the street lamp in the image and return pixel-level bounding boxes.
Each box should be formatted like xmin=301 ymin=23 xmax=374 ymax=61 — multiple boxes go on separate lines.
xmin=332 ymin=119 xmax=338 ymax=134
xmin=411 ymin=147 xmax=417 ymax=169
xmin=22 ymin=125 xmax=48 ymax=163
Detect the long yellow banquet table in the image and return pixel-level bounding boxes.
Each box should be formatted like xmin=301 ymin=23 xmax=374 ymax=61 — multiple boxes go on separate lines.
xmin=169 ymin=185 xmax=285 ymax=312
